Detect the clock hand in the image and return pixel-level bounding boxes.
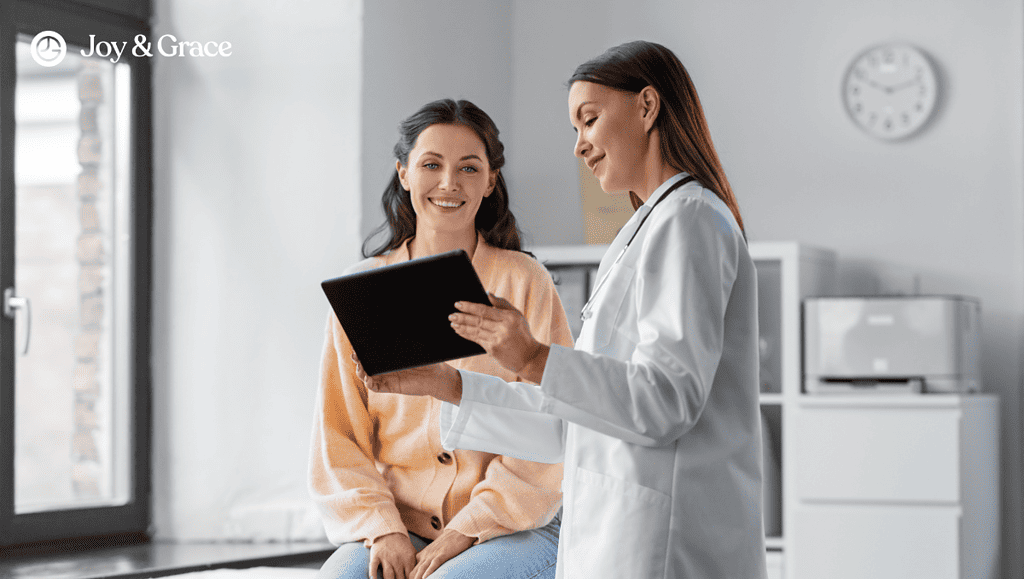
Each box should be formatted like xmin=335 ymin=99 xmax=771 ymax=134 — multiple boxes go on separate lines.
xmin=853 ymin=69 xmax=889 ymax=92
xmin=855 ymin=69 xmax=924 ymax=94
xmin=887 ymin=77 xmax=923 ymax=93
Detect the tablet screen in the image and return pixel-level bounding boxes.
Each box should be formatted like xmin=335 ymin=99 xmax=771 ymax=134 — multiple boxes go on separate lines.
xmin=321 ymin=249 xmax=491 ymax=376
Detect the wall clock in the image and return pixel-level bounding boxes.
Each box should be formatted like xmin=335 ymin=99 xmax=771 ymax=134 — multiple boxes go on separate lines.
xmin=842 ymin=43 xmax=938 ymax=140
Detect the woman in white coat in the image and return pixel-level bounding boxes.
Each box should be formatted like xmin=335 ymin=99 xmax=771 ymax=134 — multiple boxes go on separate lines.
xmin=357 ymin=40 xmax=767 ymax=579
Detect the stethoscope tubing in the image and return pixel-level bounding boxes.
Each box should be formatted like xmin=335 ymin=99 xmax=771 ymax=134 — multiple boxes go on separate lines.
xmin=580 ymin=175 xmax=695 ymax=321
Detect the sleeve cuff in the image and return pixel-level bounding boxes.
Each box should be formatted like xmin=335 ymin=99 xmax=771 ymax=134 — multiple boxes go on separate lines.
xmin=439 ymin=382 xmax=476 ymax=452
xmin=438 ymin=370 xmax=564 ymax=463
xmin=321 ymin=505 xmax=407 ymax=548
xmin=363 ymin=508 xmax=407 ymax=547
xmin=445 ymin=509 xmax=507 ymax=545
xmin=439 ymin=369 xmax=498 ymax=452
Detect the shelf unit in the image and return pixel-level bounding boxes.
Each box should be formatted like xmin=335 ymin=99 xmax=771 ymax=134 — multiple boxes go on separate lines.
xmin=748 ymin=242 xmax=838 ymax=579
xmin=532 ymin=242 xmax=837 ymax=579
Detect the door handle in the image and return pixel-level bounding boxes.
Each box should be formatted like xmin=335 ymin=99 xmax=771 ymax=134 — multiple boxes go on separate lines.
xmin=4 ymin=287 xmax=30 ymax=356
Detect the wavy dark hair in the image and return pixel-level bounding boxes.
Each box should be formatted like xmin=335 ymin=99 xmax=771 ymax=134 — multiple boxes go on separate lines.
xmin=568 ymin=40 xmax=744 ymax=233
xmin=362 ymin=99 xmax=526 ymax=258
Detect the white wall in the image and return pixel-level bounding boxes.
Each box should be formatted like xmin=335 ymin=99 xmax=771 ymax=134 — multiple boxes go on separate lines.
xmin=150 ymin=0 xmax=515 ymax=544
xmin=360 ymin=0 xmax=514 ymax=245
xmin=151 ymin=0 xmax=363 ymax=540
xmin=508 ymin=1 xmax=1024 ymax=576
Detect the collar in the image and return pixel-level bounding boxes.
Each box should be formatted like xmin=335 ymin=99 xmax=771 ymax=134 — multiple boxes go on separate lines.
xmin=642 ymin=172 xmax=691 ymax=209
xmin=383 ymin=231 xmax=490 ymax=267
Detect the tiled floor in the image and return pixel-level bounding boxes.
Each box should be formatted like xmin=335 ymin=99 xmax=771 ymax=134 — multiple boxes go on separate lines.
xmin=0 ymin=540 xmax=334 ymax=579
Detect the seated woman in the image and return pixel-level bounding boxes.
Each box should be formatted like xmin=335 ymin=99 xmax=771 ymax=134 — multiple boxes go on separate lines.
xmin=309 ymin=99 xmax=572 ymax=579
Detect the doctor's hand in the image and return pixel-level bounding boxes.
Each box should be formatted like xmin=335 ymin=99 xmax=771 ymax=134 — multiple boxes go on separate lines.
xmin=450 ymin=293 xmax=549 ymax=384
xmin=410 ymin=528 xmax=475 ymax=579
xmin=352 ymin=354 xmax=463 ymax=405
xmin=368 ymin=532 xmax=417 ymax=579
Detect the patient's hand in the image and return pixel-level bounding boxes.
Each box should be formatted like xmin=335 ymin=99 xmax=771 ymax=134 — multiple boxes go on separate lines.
xmin=369 ymin=532 xmax=416 ymax=579
xmin=410 ymin=528 xmax=475 ymax=579
xmin=353 ymin=354 xmax=463 ymax=405
xmin=450 ymin=294 xmax=549 ymax=384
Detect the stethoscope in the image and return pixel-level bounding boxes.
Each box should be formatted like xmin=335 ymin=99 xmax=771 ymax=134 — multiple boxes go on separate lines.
xmin=580 ymin=175 xmax=695 ymax=321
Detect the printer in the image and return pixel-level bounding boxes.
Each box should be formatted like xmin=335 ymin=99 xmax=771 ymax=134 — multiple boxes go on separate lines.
xmin=803 ymin=295 xmax=980 ymax=394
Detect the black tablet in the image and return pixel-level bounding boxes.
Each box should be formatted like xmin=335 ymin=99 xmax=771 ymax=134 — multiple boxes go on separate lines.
xmin=321 ymin=249 xmax=491 ymax=376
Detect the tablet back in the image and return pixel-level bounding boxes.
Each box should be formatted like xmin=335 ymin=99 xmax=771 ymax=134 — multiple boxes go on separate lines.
xmin=321 ymin=249 xmax=490 ymax=376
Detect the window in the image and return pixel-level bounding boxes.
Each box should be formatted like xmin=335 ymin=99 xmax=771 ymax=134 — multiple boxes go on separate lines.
xmin=1 ymin=0 xmax=151 ymax=547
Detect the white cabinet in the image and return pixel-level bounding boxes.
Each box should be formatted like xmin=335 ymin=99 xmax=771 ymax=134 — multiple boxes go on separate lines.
xmin=792 ymin=395 xmax=999 ymax=579
xmin=796 ymin=404 xmax=962 ymax=502
xmin=794 ymin=504 xmax=963 ymax=579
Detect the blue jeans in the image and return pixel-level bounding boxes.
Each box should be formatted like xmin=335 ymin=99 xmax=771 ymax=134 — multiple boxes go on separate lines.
xmin=316 ymin=512 xmax=560 ymax=579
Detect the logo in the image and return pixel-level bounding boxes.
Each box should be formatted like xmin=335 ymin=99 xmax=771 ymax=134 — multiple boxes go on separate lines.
xmin=30 ymin=30 xmax=67 ymax=67
xmin=77 ymin=34 xmax=233 ymax=64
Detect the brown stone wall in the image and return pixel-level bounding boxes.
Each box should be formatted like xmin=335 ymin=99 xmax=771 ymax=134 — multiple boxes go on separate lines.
xmin=72 ymin=60 xmax=105 ymax=499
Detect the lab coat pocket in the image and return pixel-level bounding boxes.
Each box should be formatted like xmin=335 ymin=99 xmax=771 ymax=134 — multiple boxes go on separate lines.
xmin=583 ymin=264 xmax=637 ymax=352
xmin=566 ymin=467 xmax=670 ymax=578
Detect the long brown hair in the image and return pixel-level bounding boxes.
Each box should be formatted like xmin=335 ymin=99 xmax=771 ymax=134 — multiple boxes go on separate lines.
xmin=363 ymin=99 xmax=526 ymax=258
xmin=568 ymin=41 xmax=745 ymax=233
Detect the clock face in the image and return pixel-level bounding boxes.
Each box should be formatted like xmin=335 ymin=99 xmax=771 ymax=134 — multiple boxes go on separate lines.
xmin=843 ymin=44 xmax=938 ymax=140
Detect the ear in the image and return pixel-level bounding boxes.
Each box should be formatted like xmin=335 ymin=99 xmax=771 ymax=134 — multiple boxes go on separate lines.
xmin=485 ymin=169 xmax=497 ymax=197
xmin=396 ymin=160 xmax=410 ymax=191
xmin=638 ymin=86 xmax=661 ymax=133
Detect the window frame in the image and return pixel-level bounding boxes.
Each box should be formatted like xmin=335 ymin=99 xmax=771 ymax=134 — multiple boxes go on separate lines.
xmin=0 ymin=0 xmax=152 ymax=548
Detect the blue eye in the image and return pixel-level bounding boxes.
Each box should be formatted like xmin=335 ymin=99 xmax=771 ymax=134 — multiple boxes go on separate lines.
xmin=461 ymin=166 xmax=478 ymax=173
xmin=424 ymin=162 xmax=439 ymax=169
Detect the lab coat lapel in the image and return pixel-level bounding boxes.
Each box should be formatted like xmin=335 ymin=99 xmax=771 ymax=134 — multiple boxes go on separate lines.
xmin=592 ymin=174 xmax=689 ymax=287
xmin=592 ymin=206 xmax=647 ymax=291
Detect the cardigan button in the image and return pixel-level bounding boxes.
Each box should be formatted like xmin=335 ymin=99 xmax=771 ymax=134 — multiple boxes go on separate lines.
xmin=437 ymin=452 xmax=453 ymax=465
xmin=430 ymin=516 xmax=442 ymax=530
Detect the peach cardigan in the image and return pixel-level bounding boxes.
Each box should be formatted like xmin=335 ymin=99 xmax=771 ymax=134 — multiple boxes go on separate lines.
xmin=309 ymin=236 xmax=573 ymax=546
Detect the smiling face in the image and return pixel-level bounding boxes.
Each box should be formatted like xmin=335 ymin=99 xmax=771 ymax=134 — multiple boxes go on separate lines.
xmin=568 ymin=81 xmax=651 ymax=195
xmin=397 ymin=123 xmax=496 ymax=239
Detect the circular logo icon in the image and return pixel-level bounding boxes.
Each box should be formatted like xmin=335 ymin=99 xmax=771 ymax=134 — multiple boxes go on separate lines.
xmin=31 ymin=30 xmax=67 ymax=67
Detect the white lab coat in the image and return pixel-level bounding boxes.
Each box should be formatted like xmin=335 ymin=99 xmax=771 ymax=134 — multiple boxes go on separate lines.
xmin=440 ymin=173 xmax=767 ymax=578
